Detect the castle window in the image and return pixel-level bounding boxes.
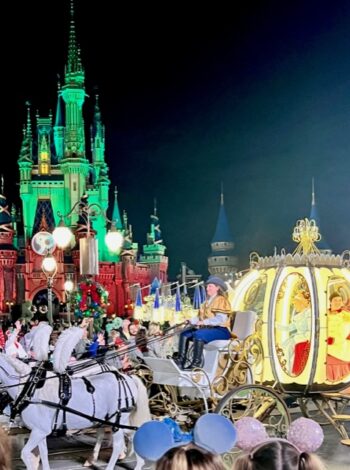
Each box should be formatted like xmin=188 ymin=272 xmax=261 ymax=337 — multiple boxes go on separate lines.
xmin=39 ymin=163 xmax=49 ymax=175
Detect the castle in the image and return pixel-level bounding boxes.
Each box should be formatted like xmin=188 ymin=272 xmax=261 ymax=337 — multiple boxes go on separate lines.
xmin=0 ymin=3 xmax=168 ymax=319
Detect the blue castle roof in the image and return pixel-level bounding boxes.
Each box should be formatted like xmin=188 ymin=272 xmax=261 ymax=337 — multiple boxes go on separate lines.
xmin=211 ymin=192 xmax=234 ymax=244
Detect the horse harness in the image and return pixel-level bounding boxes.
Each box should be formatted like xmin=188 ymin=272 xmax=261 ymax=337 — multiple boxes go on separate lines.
xmin=10 ymin=363 xmax=136 ymax=434
xmin=11 ymin=361 xmax=51 ymax=420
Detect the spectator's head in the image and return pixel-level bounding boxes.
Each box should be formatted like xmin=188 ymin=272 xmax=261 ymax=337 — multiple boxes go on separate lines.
xmin=128 ymin=319 xmax=140 ymax=336
xmin=134 ymin=414 xmax=236 ymax=468
xmin=233 ymin=439 xmax=325 ymax=470
xmin=233 ymin=417 xmax=325 ymax=470
xmin=156 ymin=444 xmax=225 ymax=470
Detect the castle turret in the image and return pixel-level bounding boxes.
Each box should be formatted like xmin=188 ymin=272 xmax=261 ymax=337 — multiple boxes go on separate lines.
xmin=90 ymin=94 xmax=107 ymax=177
xmin=60 ymin=0 xmax=89 ymax=221
xmin=18 ymin=104 xmax=34 ymax=239
xmin=0 ymin=178 xmax=17 ymax=311
xmin=53 ymin=80 xmax=65 ymax=160
xmin=208 ymin=188 xmax=237 ymax=278
xmin=140 ymin=200 xmax=168 ymax=282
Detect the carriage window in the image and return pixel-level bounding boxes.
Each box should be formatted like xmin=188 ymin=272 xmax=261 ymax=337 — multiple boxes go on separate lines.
xmin=326 ymin=277 xmax=350 ymax=382
xmin=242 ymin=273 xmax=267 ymax=317
xmin=275 ymin=273 xmax=312 ymax=377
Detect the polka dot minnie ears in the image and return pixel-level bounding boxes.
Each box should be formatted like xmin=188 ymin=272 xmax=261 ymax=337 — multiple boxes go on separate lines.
xmin=134 ymin=415 xmax=324 ymax=462
xmin=235 ymin=416 xmax=324 ymax=453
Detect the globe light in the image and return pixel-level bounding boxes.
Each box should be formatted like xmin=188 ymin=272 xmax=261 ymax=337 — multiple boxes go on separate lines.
xmin=53 ymin=218 xmax=74 ymax=249
xmin=105 ymin=223 xmax=123 ymax=253
xmin=42 ymin=254 xmax=57 ymax=274
xmin=64 ymin=279 xmax=74 ymax=292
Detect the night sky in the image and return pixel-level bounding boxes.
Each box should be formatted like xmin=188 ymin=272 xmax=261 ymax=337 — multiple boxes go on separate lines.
xmin=3 ymin=0 xmax=350 ymax=278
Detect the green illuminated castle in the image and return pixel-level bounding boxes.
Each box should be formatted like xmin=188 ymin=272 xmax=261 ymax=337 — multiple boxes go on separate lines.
xmin=0 ymin=1 xmax=168 ymax=316
xmin=18 ymin=3 xmax=112 ymax=261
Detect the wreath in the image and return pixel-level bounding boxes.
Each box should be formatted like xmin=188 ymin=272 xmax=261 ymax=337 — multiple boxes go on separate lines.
xmin=71 ymin=279 xmax=108 ymax=320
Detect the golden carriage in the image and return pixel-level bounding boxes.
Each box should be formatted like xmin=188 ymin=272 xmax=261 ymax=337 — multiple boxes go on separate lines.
xmin=139 ymin=219 xmax=350 ymax=452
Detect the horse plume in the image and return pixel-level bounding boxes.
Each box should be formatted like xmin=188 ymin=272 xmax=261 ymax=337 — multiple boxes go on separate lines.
xmin=53 ymin=327 xmax=84 ymax=373
xmin=31 ymin=322 xmax=53 ymax=361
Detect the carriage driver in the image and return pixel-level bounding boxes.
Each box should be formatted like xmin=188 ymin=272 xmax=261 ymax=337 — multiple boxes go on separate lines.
xmin=175 ymin=276 xmax=233 ymax=370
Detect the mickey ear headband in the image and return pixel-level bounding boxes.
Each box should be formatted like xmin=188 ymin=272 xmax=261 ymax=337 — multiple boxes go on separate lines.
xmin=133 ymin=413 xmax=237 ymax=462
xmin=235 ymin=416 xmax=324 ymax=453
xmin=134 ymin=415 xmax=324 ymax=462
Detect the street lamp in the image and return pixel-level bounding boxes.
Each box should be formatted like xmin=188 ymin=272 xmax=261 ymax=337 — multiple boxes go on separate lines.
xmin=64 ymin=278 xmax=74 ymax=325
xmin=42 ymin=252 xmax=58 ymax=325
xmin=53 ymin=199 xmax=123 ymax=275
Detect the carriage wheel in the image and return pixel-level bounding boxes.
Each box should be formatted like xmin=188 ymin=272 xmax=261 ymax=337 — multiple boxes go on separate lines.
xmin=215 ymin=385 xmax=291 ymax=468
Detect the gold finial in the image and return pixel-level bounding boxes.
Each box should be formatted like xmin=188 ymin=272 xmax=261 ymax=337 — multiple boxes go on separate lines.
xmin=292 ymin=218 xmax=321 ymax=255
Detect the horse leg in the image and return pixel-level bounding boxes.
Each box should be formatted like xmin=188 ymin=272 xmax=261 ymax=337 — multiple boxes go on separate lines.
xmin=38 ymin=438 xmax=50 ymax=470
xmin=134 ymin=452 xmax=145 ymax=470
xmin=21 ymin=430 xmax=50 ymax=470
xmin=126 ymin=430 xmax=145 ymax=470
xmin=83 ymin=428 xmax=105 ymax=467
xmin=105 ymin=429 xmax=125 ymax=470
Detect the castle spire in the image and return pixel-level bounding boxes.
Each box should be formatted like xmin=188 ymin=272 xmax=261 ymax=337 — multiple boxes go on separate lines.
xmin=54 ymin=79 xmax=65 ymax=160
xmin=150 ymin=198 xmax=162 ymax=244
xmin=90 ymin=93 xmax=106 ymax=167
xmin=60 ymin=0 xmax=89 ymax=216
xmin=54 ymin=80 xmax=64 ymax=127
xmin=112 ymin=187 xmax=123 ymax=230
xmin=65 ymin=0 xmax=84 ymax=85
xmin=208 ymin=187 xmax=237 ymax=277
xmin=141 ymin=200 xmax=167 ymax=274
xmin=18 ymin=103 xmax=33 ymax=163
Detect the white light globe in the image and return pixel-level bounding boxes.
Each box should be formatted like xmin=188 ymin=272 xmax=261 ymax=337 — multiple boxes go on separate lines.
xmin=105 ymin=229 xmax=123 ymax=253
xmin=53 ymin=223 xmax=73 ymax=249
xmin=64 ymin=280 xmax=74 ymax=292
xmin=42 ymin=255 xmax=57 ymax=274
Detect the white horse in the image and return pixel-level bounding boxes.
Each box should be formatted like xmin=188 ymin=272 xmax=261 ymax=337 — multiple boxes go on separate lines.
xmin=0 ymin=327 xmax=150 ymax=470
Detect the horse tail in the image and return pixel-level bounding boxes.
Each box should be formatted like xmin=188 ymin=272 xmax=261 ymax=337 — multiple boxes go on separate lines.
xmin=129 ymin=375 xmax=151 ymax=427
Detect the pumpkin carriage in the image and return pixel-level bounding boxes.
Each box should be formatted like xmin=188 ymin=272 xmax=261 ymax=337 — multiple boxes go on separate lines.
xmin=140 ymin=219 xmax=350 ymax=454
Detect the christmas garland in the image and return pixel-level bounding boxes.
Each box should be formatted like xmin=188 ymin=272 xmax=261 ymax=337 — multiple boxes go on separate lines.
xmin=72 ymin=279 xmax=108 ymax=319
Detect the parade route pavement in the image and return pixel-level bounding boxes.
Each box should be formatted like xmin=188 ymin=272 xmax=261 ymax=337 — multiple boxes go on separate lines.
xmin=4 ymin=414 xmax=349 ymax=469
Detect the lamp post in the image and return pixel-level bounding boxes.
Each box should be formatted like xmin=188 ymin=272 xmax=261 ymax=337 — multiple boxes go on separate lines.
xmin=64 ymin=278 xmax=74 ymax=325
xmin=53 ymin=199 xmax=123 ymax=275
xmin=42 ymin=252 xmax=58 ymax=326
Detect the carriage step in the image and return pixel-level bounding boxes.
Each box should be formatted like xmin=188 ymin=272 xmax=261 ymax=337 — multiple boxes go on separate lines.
xmin=332 ymin=414 xmax=350 ymax=421
xmin=6 ymin=427 xmax=29 ymax=435
xmin=341 ymin=439 xmax=350 ymax=446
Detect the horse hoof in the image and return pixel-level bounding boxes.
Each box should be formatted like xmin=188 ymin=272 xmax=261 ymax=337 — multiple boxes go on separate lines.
xmin=83 ymin=460 xmax=93 ymax=467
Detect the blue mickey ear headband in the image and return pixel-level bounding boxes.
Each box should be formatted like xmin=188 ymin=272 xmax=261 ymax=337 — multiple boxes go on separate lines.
xmin=133 ymin=413 xmax=237 ymax=462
